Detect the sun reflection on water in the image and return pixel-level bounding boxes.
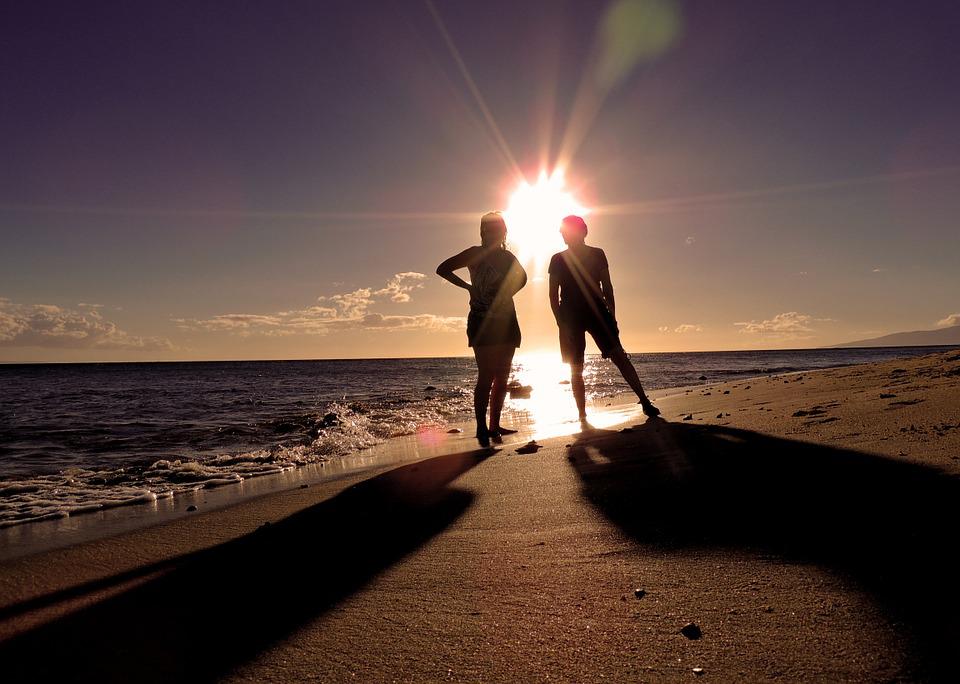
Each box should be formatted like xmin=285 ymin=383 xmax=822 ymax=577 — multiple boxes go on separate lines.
xmin=505 ymin=352 xmax=636 ymax=439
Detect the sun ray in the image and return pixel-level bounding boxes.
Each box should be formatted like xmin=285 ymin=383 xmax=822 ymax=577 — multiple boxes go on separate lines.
xmin=424 ymin=0 xmax=523 ymax=183
xmin=592 ymin=165 xmax=960 ymax=218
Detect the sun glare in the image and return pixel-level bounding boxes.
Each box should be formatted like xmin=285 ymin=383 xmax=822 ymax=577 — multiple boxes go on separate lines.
xmin=504 ymin=169 xmax=588 ymax=268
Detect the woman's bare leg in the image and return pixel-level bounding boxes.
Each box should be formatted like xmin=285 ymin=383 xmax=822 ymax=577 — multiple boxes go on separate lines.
xmin=488 ymin=345 xmax=515 ymax=433
xmin=473 ymin=347 xmax=495 ymax=445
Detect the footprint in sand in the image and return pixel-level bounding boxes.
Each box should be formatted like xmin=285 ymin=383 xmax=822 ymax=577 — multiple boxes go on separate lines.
xmin=886 ymin=398 xmax=926 ymax=410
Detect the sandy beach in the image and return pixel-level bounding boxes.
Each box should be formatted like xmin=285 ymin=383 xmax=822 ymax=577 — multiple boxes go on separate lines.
xmin=1 ymin=350 xmax=958 ymax=682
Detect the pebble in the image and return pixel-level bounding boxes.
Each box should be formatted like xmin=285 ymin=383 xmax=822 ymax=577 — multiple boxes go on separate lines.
xmin=717 ymin=413 xmax=724 ymax=418
xmin=723 ymin=390 xmax=730 ymax=394
xmin=515 ymin=440 xmax=541 ymax=454
xmin=300 ymin=484 xmax=309 ymax=489
xmin=681 ymin=622 xmax=702 ymax=639
xmin=683 ymin=414 xmax=693 ymax=421
xmin=447 ymin=428 xmax=463 ymax=434
xmin=693 ymin=667 xmax=705 ymax=676
xmin=880 ymin=393 xmax=896 ymax=399
xmin=425 ymin=385 xmax=437 ymax=391
xmin=634 ymin=588 xmax=646 ymax=599
xmin=186 ymin=505 xmax=198 ymax=512
xmin=698 ymin=375 xmax=707 ymax=380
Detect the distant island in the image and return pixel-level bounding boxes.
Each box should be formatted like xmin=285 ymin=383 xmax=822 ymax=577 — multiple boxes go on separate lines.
xmin=831 ymin=325 xmax=960 ymax=348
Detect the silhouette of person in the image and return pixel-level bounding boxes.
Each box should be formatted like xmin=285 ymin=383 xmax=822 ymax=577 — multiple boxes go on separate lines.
xmin=548 ymin=215 xmax=660 ymax=421
xmin=437 ymin=212 xmax=527 ymax=446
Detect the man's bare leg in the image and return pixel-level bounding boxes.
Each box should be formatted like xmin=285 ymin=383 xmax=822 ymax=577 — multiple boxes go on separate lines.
xmin=609 ymin=349 xmax=660 ymax=417
xmin=571 ymin=362 xmax=587 ymax=421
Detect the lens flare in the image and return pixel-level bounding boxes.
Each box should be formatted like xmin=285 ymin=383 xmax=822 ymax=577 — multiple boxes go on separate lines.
xmin=503 ymin=169 xmax=589 ymax=268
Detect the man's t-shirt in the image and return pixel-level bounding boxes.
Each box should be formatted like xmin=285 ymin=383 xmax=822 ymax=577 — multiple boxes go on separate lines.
xmin=548 ymin=246 xmax=611 ymax=321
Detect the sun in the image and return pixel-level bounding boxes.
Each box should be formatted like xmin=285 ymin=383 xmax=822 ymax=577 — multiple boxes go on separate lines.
xmin=503 ymin=169 xmax=589 ymax=268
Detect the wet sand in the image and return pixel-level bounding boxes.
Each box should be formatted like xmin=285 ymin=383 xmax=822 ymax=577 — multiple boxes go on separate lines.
xmin=0 ymin=350 xmax=958 ymax=682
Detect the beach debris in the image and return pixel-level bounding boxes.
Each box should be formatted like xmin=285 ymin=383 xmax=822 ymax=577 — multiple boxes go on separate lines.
xmin=447 ymin=428 xmax=463 ymax=434
xmin=681 ymin=622 xmax=703 ymax=640
xmin=424 ymin=385 xmax=437 ymax=391
xmin=515 ymin=440 xmax=541 ymax=454
xmin=698 ymin=375 xmax=707 ymax=380
xmin=322 ymin=412 xmax=340 ymax=427
xmin=634 ymin=588 xmax=646 ymax=599
xmin=880 ymin=393 xmax=896 ymax=399
xmin=186 ymin=505 xmax=198 ymax=512
xmin=693 ymin=667 xmax=705 ymax=676
xmin=683 ymin=414 xmax=693 ymax=421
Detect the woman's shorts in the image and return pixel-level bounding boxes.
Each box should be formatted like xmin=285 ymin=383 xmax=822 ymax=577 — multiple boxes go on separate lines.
xmin=467 ymin=311 xmax=521 ymax=348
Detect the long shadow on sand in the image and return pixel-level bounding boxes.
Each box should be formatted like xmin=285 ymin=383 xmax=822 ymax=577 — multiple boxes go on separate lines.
xmin=568 ymin=420 xmax=958 ymax=680
xmin=0 ymin=449 xmax=488 ymax=682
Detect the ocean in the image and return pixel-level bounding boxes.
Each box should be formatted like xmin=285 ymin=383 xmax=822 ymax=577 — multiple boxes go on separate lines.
xmin=0 ymin=346 xmax=954 ymax=530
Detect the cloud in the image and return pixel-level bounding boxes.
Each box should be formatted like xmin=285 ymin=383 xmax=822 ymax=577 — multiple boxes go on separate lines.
xmin=176 ymin=273 xmax=465 ymax=337
xmin=0 ymin=300 xmax=173 ymax=351
xmin=734 ymin=311 xmax=818 ymax=339
xmin=659 ymin=324 xmax=703 ymax=333
xmin=936 ymin=313 xmax=960 ymax=328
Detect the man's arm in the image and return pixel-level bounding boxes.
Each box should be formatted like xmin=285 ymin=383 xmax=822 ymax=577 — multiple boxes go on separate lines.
xmin=549 ymin=271 xmax=561 ymax=324
xmin=599 ymin=268 xmax=615 ymax=320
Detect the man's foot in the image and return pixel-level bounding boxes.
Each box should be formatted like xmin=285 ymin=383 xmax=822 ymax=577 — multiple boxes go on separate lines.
xmin=476 ymin=427 xmax=490 ymax=448
xmin=490 ymin=427 xmax=518 ymax=437
xmin=639 ymin=400 xmax=661 ymax=418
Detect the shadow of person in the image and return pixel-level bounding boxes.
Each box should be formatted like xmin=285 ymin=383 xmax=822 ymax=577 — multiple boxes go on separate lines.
xmin=567 ymin=420 xmax=958 ymax=680
xmin=0 ymin=449 xmax=488 ymax=682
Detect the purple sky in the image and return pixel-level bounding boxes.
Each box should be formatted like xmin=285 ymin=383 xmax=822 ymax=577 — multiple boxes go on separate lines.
xmin=2 ymin=0 xmax=959 ymax=361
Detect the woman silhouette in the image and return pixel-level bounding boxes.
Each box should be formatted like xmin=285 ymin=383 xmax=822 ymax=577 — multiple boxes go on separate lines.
xmin=437 ymin=212 xmax=527 ymax=447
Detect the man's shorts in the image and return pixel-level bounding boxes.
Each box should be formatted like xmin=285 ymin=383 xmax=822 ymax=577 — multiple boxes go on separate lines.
xmin=558 ymin=309 xmax=623 ymax=365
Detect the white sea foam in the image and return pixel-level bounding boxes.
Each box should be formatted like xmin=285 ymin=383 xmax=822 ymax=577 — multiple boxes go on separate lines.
xmin=0 ymin=394 xmax=472 ymax=528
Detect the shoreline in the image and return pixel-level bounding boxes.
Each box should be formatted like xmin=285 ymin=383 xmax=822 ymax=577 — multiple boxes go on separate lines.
xmin=3 ymin=344 xmax=953 ymax=560
xmin=1 ymin=350 xmax=958 ymax=679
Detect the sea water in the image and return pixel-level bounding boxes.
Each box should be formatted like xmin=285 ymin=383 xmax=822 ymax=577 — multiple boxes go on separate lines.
xmin=0 ymin=346 xmax=953 ymax=529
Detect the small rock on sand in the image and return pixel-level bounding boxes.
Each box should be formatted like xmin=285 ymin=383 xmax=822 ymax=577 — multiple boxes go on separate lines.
xmin=186 ymin=505 xmax=198 ymax=512
xmin=698 ymin=375 xmax=707 ymax=380
xmin=723 ymin=390 xmax=730 ymax=394
xmin=515 ymin=440 xmax=541 ymax=454
xmin=681 ymin=622 xmax=703 ymax=639
xmin=425 ymin=385 xmax=437 ymax=391
xmin=716 ymin=413 xmax=724 ymax=418
xmin=693 ymin=667 xmax=705 ymax=676
xmin=880 ymin=393 xmax=896 ymax=399
xmin=683 ymin=414 xmax=693 ymax=421
xmin=447 ymin=428 xmax=463 ymax=434
xmin=634 ymin=588 xmax=646 ymax=599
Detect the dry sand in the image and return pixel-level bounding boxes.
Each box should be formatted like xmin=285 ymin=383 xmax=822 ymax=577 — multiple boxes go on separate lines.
xmin=0 ymin=350 xmax=958 ymax=682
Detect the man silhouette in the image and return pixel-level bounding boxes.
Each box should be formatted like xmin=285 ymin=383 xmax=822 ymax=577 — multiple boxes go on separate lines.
xmin=548 ymin=215 xmax=660 ymax=421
